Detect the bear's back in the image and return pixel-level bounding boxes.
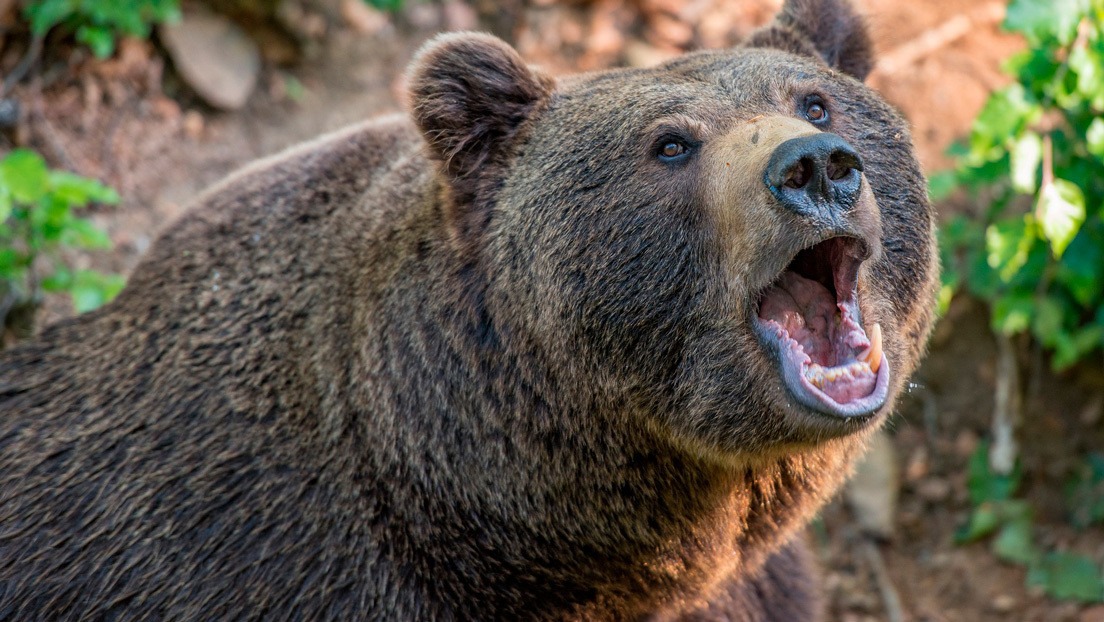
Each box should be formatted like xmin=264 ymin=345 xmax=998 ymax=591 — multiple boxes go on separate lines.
xmin=0 ymin=116 xmax=441 ymax=621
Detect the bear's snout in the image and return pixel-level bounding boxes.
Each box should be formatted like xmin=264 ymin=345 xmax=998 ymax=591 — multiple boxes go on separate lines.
xmin=764 ymin=133 xmax=864 ymax=220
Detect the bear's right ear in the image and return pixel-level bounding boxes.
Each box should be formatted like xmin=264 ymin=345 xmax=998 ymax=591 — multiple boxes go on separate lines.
xmin=408 ymin=32 xmax=554 ymax=183
xmin=746 ymin=0 xmax=874 ymax=81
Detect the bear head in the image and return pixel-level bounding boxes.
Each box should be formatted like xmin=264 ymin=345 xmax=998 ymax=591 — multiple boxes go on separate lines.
xmin=407 ymin=0 xmax=937 ymax=464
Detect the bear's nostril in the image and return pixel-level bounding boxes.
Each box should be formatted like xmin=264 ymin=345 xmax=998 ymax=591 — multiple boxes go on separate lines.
xmin=784 ymin=159 xmax=812 ymax=189
xmin=826 ymin=149 xmax=860 ymax=181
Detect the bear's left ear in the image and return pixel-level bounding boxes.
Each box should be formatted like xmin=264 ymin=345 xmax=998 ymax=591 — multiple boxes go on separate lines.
xmin=746 ymin=0 xmax=874 ymax=81
xmin=408 ymin=32 xmax=554 ymax=183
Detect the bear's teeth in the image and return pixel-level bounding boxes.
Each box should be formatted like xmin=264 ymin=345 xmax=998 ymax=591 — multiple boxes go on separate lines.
xmin=804 ymin=360 xmax=873 ymax=389
xmin=862 ymin=323 xmax=883 ymax=373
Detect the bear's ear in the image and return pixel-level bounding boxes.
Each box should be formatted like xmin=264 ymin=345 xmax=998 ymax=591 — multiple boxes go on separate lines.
xmin=407 ymin=32 xmax=554 ymax=182
xmin=746 ymin=0 xmax=874 ymax=81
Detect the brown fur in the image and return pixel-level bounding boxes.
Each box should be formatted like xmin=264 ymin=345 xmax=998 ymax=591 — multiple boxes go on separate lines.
xmin=0 ymin=1 xmax=938 ymax=619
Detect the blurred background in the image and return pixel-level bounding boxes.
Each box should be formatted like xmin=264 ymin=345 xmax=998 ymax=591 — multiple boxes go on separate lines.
xmin=0 ymin=1 xmax=1102 ymax=620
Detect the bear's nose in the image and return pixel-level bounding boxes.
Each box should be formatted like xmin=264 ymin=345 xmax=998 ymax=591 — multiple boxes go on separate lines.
xmin=763 ymin=133 xmax=864 ymax=219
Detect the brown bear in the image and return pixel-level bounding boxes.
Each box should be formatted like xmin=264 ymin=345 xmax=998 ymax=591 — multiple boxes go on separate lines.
xmin=0 ymin=0 xmax=938 ymax=619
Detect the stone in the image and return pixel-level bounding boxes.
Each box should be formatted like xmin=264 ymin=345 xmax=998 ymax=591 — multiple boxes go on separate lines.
xmin=846 ymin=429 xmax=900 ymax=539
xmin=159 ymin=10 xmax=260 ymax=110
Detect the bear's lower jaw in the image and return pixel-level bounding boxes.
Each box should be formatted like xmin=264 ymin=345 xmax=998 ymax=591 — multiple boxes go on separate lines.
xmin=772 ymin=337 xmax=890 ymax=417
xmin=754 ymin=236 xmax=890 ymax=418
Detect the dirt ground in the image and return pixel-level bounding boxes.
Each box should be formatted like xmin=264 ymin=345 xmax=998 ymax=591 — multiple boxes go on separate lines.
xmin=3 ymin=0 xmax=1103 ymax=620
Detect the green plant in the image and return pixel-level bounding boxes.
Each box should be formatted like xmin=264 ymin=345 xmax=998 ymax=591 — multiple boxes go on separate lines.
xmin=1066 ymin=452 xmax=1104 ymax=528
xmin=0 ymin=148 xmax=124 ymax=331
xmin=364 ymin=0 xmax=404 ymax=12
xmin=937 ymin=0 xmax=1104 ymax=371
xmin=957 ymin=442 xmax=1104 ymax=602
xmin=23 ymin=0 xmax=181 ymax=59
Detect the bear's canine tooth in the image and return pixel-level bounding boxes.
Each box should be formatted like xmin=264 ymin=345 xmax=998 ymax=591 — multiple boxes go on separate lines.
xmin=863 ymin=323 xmax=883 ymax=373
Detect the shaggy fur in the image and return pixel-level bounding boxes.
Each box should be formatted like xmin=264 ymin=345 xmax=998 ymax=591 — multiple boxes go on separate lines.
xmin=0 ymin=0 xmax=938 ymax=619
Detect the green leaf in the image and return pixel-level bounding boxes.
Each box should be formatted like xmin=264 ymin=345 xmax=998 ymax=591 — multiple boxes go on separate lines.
xmin=40 ymin=267 xmax=72 ymax=292
xmin=956 ymin=503 xmax=1002 ymax=543
xmin=936 ymin=284 xmax=955 ymax=317
xmin=1031 ymin=296 xmax=1066 ymax=346
xmin=282 ymin=74 xmax=306 ymax=103
xmin=1010 ymin=132 xmax=1042 ymax=194
xmin=1005 ymin=47 xmax=1063 ymax=97
xmin=1050 ymin=325 xmax=1104 ymax=370
xmin=1070 ymin=33 xmax=1104 ymax=108
xmin=993 ymin=293 xmax=1035 ymax=335
xmin=1069 ymin=326 xmax=1103 ymax=368
xmin=1088 ymin=118 xmax=1104 ymax=160
xmin=1037 ymin=178 xmax=1086 ymax=257
xmin=366 ymin=0 xmax=404 ymax=12
xmin=993 ymin=514 xmax=1037 ymax=564
xmin=0 ymin=247 xmax=21 ymax=279
xmin=1004 ymin=0 xmax=1088 ymax=45
xmin=966 ymin=243 xmax=1000 ymax=298
xmin=1027 ymin=552 xmax=1104 ymax=602
xmin=967 ymin=441 xmax=1021 ymax=505
xmin=0 ymin=187 xmax=11 ymax=223
xmin=1058 ymin=233 xmax=1104 ymax=306
xmin=1067 ymin=453 xmax=1104 ymax=529
xmin=928 ymin=170 xmax=958 ymax=202
xmin=70 ymin=270 xmax=125 ymax=313
xmin=0 ymin=149 xmax=49 ymax=204
xmin=76 ymin=24 xmax=117 ymax=59
xmin=61 ymin=218 xmax=113 ymax=250
xmin=24 ymin=0 xmax=77 ymax=35
xmin=967 ymin=85 xmax=1039 ymax=164
xmin=986 ymin=217 xmax=1036 ymax=282
xmin=49 ymin=171 xmax=119 ymax=206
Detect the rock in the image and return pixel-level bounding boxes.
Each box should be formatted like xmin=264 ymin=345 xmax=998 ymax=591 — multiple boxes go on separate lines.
xmin=160 ymin=11 xmax=260 ymax=110
xmin=845 ymin=429 xmax=899 ymax=539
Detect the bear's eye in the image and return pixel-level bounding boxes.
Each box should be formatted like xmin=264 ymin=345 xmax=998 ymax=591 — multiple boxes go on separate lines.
xmin=658 ymin=140 xmax=690 ymax=162
xmin=803 ymin=97 xmax=829 ymax=125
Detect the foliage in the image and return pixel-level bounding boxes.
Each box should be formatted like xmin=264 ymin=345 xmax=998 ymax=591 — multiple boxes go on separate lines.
xmin=1066 ymin=452 xmax=1104 ymax=529
xmin=957 ymin=442 xmax=1104 ymax=602
xmin=364 ymin=0 xmax=405 ymax=12
xmin=22 ymin=0 xmax=180 ymax=58
xmin=937 ymin=0 xmax=1104 ymax=371
xmin=0 ymin=149 xmax=124 ymax=323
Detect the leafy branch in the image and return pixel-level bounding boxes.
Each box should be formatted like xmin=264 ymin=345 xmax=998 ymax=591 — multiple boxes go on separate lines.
xmin=0 ymin=149 xmax=124 ymax=339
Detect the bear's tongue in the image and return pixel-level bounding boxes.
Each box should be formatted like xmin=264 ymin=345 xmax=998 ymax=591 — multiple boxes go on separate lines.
xmin=757 ymin=271 xmax=880 ymax=404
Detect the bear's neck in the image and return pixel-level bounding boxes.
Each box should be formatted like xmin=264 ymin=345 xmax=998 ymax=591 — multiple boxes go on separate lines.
xmin=361 ymin=243 xmax=862 ymax=618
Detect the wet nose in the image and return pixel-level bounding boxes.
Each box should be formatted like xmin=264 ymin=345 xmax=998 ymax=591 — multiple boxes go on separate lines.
xmin=763 ymin=133 xmax=864 ymax=219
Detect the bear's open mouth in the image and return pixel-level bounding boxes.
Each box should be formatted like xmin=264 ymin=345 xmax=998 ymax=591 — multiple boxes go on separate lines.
xmin=754 ymin=236 xmax=889 ymax=418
